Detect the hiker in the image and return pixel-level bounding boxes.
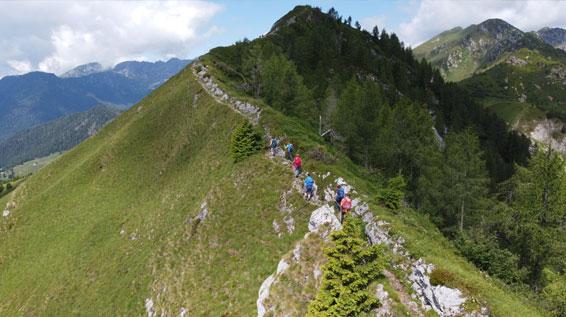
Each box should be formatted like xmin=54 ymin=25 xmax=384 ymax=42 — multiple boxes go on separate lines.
xmin=339 ymin=192 xmax=352 ymax=224
xmin=304 ymin=173 xmax=315 ymax=201
xmin=335 ymin=184 xmax=345 ymax=212
xmin=270 ymin=137 xmax=279 ymax=157
xmin=285 ymin=143 xmax=294 ymax=161
xmin=293 ymin=154 xmax=302 ymax=177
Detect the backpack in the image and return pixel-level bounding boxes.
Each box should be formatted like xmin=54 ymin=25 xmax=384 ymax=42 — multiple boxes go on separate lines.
xmin=271 ymin=139 xmax=278 ymax=148
xmin=341 ymin=197 xmax=352 ymax=210
xmin=336 ymin=188 xmax=345 ymax=202
xmin=286 ymin=144 xmax=293 ymax=152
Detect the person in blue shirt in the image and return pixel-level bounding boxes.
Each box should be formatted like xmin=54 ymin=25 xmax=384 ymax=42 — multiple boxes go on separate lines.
xmin=285 ymin=143 xmax=294 ymax=161
xmin=304 ymin=173 xmax=315 ymax=201
xmin=270 ymin=137 xmax=279 ymax=156
xmin=335 ymin=184 xmax=345 ymax=212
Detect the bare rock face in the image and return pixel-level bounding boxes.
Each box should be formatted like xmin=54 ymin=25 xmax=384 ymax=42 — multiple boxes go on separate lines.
xmin=308 ymin=204 xmax=342 ymax=238
xmin=530 ymin=119 xmax=566 ymax=153
xmin=409 ymin=259 xmax=467 ymax=316
xmin=193 ymin=63 xmax=261 ymax=124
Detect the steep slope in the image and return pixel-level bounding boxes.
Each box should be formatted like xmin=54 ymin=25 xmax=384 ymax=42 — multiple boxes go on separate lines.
xmin=0 ymin=7 xmax=546 ymax=316
xmin=538 ymin=27 xmax=566 ymax=51
xmin=0 ymin=58 xmax=189 ymax=140
xmin=0 ymin=56 xmax=543 ymax=316
xmin=0 ymin=105 xmax=120 ymax=169
xmin=414 ymin=19 xmax=561 ymax=81
xmin=416 ymin=19 xmax=566 ymax=152
xmin=460 ymin=47 xmax=566 ymax=151
xmin=0 ymin=64 xmax=311 ymax=316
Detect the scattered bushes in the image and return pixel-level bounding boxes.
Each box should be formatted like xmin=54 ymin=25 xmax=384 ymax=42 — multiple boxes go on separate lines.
xmin=430 ymin=268 xmax=457 ymax=287
xmin=542 ymin=270 xmax=566 ymax=316
xmin=377 ymin=175 xmax=406 ymax=210
xmin=307 ymin=218 xmax=386 ymax=316
xmin=230 ymin=121 xmax=262 ymax=162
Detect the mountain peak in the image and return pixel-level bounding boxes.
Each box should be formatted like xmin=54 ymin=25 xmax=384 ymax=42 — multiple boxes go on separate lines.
xmin=537 ymin=27 xmax=566 ymax=51
xmin=474 ymin=18 xmax=523 ymax=38
xmin=61 ymin=62 xmax=104 ymax=78
xmin=269 ymin=5 xmax=326 ymax=34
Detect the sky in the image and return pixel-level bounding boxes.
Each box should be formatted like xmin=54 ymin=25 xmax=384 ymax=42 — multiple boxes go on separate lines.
xmin=0 ymin=0 xmax=565 ymax=78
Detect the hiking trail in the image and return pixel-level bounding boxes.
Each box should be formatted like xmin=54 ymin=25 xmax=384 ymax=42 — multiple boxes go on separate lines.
xmin=191 ymin=61 xmax=489 ymax=317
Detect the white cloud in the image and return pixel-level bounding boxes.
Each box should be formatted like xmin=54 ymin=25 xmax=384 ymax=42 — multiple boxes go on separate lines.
xmin=0 ymin=1 xmax=223 ymax=77
xmin=397 ymin=0 xmax=566 ymax=47
xmin=7 ymin=60 xmax=32 ymax=74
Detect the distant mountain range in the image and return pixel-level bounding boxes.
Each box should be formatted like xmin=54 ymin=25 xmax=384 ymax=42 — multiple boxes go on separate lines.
xmin=0 ymin=58 xmax=190 ymax=140
xmin=413 ymin=19 xmax=564 ymax=82
xmin=537 ymin=27 xmax=566 ymax=51
xmin=415 ymin=20 xmax=566 ymax=152
xmin=0 ymin=105 xmax=120 ymax=169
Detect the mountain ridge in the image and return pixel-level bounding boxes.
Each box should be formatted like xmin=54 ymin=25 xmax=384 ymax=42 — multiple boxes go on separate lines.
xmin=0 ymin=58 xmax=190 ymax=140
xmin=0 ymin=6 xmax=556 ymax=316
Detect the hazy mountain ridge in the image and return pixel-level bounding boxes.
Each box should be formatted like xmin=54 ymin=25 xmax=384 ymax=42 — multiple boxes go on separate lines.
xmin=537 ymin=27 xmax=566 ymax=51
xmin=0 ymin=105 xmax=120 ymax=169
xmin=0 ymin=58 xmax=189 ymax=140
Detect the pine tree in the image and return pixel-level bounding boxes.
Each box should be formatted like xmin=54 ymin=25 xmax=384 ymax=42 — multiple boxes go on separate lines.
xmin=307 ymin=218 xmax=386 ymax=316
xmin=230 ymin=121 xmax=262 ymax=162
xmin=418 ymin=130 xmax=489 ymax=232
xmin=372 ymin=26 xmax=379 ymax=39
xmin=507 ymin=147 xmax=566 ymax=285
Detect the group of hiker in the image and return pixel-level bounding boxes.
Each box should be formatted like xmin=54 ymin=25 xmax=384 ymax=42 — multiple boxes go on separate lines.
xmin=270 ymin=137 xmax=352 ymax=223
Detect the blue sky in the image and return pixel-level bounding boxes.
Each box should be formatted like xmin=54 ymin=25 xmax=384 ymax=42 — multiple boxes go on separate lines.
xmin=0 ymin=0 xmax=564 ymax=78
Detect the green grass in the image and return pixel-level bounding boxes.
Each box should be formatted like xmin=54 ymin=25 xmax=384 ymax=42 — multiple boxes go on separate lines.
xmin=0 ymin=57 xmax=546 ymax=316
xmin=0 ymin=66 xmax=308 ymax=315
xmin=10 ymin=152 xmax=63 ymax=178
xmin=484 ymin=98 xmax=545 ymax=126
xmin=204 ymin=57 xmax=545 ymax=316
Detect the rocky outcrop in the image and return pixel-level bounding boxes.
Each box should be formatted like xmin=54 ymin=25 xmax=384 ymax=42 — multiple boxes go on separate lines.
xmin=530 ymin=119 xmax=566 ymax=153
xmin=323 ymin=178 xmax=488 ymax=317
xmin=257 ymin=205 xmax=337 ymax=316
xmin=192 ymin=63 xmax=261 ymax=124
xmin=308 ymin=204 xmax=341 ymax=238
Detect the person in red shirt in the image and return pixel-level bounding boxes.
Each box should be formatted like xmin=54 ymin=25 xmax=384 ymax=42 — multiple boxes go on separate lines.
xmin=293 ymin=154 xmax=302 ymax=178
xmin=339 ymin=192 xmax=352 ymax=224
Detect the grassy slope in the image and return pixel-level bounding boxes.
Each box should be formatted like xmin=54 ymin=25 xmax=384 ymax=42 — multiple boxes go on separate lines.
xmin=0 ymin=58 xmax=545 ymax=316
xmin=0 ymin=66 xmax=308 ymax=315
xmin=204 ymin=55 xmax=545 ymax=316
xmin=11 ymin=152 xmax=63 ymax=178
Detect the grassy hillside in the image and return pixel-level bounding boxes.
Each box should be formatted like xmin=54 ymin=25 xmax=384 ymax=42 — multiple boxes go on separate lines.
xmin=200 ymin=53 xmax=545 ymax=316
xmin=0 ymin=65 xmax=309 ymax=315
xmin=0 ymin=7 xmax=548 ymax=316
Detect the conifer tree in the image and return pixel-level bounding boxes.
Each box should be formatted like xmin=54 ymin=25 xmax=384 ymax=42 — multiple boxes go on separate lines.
xmin=418 ymin=130 xmax=488 ymax=231
xmin=230 ymin=121 xmax=262 ymax=162
xmin=307 ymin=218 xmax=386 ymax=316
xmin=507 ymin=147 xmax=566 ymax=285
